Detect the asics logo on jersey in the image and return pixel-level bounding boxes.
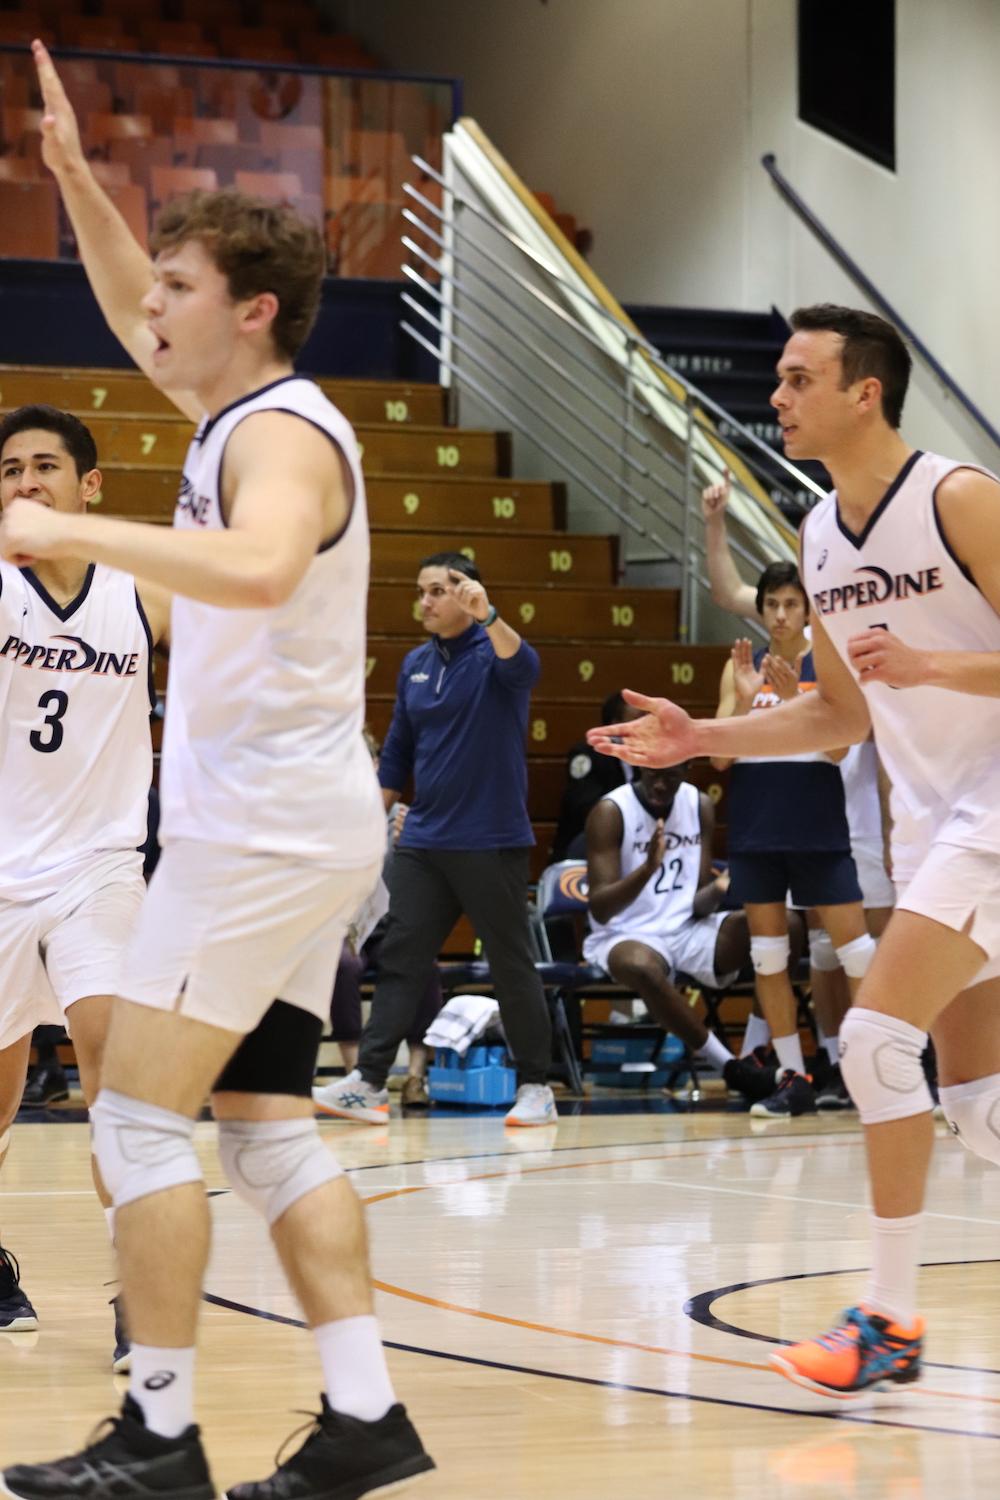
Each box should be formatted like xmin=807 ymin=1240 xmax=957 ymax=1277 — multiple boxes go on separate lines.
xmin=0 ymin=632 xmax=140 ymax=677
xmin=175 ymin=473 xmax=212 ymax=526
xmin=813 ymin=564 xmax=944 ymax=616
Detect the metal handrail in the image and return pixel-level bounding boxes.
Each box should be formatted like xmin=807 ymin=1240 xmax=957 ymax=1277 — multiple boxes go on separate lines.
xmin=409 ymin=155 xmax=825 ymax=505
xmin=762 ymin=152 xmax=1000 ymax=453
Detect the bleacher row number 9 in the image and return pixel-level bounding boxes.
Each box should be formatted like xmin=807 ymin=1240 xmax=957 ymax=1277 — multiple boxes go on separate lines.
xmin=707 ymin=783 xmax=723 ymax=804
xmin=492 ymin=496 xmax=516 ymax=519
xmin=365 ymin=657 xmax=376 ymax=680
xmin=531 ymin=719 xmax=547 ymax=742
xmin=403 ymin=492 xmax=420 ymax=514
xmin=460 ymin=546 xmax=476 ymax=562
xmin=611 ymin=604 xmax=634 ymax=628
xmin=384 ymin=400 xmax=408 ymax=422
xmin=436 ymin=444 xmax=460 ymax=468
xmin=519 ymin=602 xmax=536 ymax=624
xmin=578 ymin=660 xmax=594 ymax=683
xmin=549 ymin=549 xmax=572 ymax=573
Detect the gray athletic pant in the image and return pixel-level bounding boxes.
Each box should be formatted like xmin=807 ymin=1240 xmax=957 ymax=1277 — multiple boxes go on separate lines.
xmin=357 ymin=847 xmax=552 ymax=1088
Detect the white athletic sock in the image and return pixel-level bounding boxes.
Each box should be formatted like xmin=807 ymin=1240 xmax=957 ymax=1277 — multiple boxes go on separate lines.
xmin=772 ymin=1033 xmax=805 ymax=1075
xmin=740 ymin=1013 xmax=771 ymax=1058
xmin=696 ymin=1033 xmax=732 ymax=1071
xmin=129 ymin=1344 xmax=196 ymax=1438
xmin=315 ymin=1315 xmax=396 ymax=1422
xmin=864 ymin=1213 xmax=923 ymax=1328
xmin=823 ymin=1036 xmax=840 ymax=1067
xmin=103 ymin=1206 xmax=116 ymax=1244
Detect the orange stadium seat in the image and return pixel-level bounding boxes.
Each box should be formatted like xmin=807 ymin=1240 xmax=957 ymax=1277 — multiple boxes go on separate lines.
xmin=89 ymin=159 xmax=133 ymax=188
xmin=234 ymin=169 xmax=303 ymax=199
xmin=175 ymin=0 xmax=244 ymax=23
xmin=173 ymin=117 xmax=240 ymax=149
xmin=60 ymin=17 xmax=138 ymax=51
xmin=0 ymin=157 xmax=45 ymax=182
xmin=0 ymin=15 xmax=52 ymax=46
xmin=215 ymin=25 xmax=290 ymax=61
xmin=139 ymin=21 xmax=218 ymax=57
xmin=104 ymin=181 xmax=149 ymax=247
xmin=133 ymin=84 xmax=195 ymax=134
xmin=109 ymin=136 xmax=176 ymax=176
xmin=257 ymin=122 xmax=325 ymax=157
xmin=193 ymin=142 xmax=272 ymax=180
xmin=150 ymin=164 xmax=219 ymax=202
xmin=0 ymin=178 xmax=59 ymax=258
xmin=2 ymin=106 xmax=43 ymax=153
xmin=86 ymin=112 xmax=154 ymax=147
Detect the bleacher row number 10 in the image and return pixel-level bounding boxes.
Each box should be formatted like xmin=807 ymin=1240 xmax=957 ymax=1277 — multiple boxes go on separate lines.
xmin=400 ymin=494 xmax=518 ymax=520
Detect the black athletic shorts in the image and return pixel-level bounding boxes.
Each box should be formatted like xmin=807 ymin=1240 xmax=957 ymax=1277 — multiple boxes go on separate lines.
xmin=728 ymin=850 xmax=862 ymax=909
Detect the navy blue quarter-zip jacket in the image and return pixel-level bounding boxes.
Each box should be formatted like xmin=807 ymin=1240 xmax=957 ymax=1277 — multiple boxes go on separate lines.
xmin=377 ymin=622 xmax=540 ymax=849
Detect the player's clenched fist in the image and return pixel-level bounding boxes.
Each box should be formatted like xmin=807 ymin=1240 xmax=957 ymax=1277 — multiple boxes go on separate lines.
xmin=447 ymin=567 xmax=493 ymax=623
xmin=0 ymin=499 xmax=67 ymax=565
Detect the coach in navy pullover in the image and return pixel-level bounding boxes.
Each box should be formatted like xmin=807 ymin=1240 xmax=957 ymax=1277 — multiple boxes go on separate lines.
xmin=352 ymin=552 xmax=554 ymax=1104
xmin=378 ymin=618 xmax=538 ymax=849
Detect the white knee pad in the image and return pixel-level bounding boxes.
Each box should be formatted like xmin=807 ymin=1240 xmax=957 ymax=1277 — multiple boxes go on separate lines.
xmin=751 ymin=935 xmax=790 ymax=976
xmin=217 ymin=1118 xmax=343 ymax=1227
xmin=939 ymin=1073 xmax=1000 ymax=1166
xmin=809 ymin=928 xmax=839 ymax=973
xmin=836 ymin=933 xmax=877 ymax=980
xmin=91 ymin=1088 xmax=202 ymax=1211
xmin=838 ymin=1008 xmax=932 ymax=1124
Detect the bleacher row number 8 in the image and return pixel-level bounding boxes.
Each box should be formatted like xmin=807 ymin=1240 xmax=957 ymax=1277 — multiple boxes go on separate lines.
xmin=384 ymin=400 xmax=409 ymax=422
xmin=531 ymin=719 xmax=547 ymax=742
xmin=436 ymin=444 xmax=460 ymax=467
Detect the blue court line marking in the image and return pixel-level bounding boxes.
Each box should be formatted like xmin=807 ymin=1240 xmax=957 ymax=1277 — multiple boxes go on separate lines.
xmin=684 ymin=1261 xmax=1000 ymax=1376
xmin=200 ymin=1291 xmax=999 ymax=1441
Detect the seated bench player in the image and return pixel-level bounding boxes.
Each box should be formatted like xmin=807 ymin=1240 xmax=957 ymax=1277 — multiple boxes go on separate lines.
xmin=582 ymin=758 xmax=746 ymax=1074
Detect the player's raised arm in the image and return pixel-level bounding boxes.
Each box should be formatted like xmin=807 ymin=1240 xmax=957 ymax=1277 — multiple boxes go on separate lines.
xmin=32 ymin=40 xmax=203 ymax=423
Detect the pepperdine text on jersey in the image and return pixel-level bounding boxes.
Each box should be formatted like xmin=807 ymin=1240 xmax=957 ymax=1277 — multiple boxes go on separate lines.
xmin=0 ymin=632 xmax=140 ymax=677
xmin=812 ymin=565 xmax=944 ymax=616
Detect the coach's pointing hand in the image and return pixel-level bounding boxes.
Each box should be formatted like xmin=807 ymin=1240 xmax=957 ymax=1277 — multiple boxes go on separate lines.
xmin=32 ymin=40 xmax=85 ymax=179
xmin=447 ymin=567 xmax=493 ymax=623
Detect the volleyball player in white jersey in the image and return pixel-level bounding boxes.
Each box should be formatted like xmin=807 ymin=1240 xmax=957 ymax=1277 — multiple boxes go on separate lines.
xmin=590 ymin=303 xmax=1000 ymax=1399
xmin=583 ymin=759 xmax=745 ymax=1075
xmin=0 ymin=42 xmax=433 ymax=1500
xmin=0 ymin=404 xmax=168 ymax=1359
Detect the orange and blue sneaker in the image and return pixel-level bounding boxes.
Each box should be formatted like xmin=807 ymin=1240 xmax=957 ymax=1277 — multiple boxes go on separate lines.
xmin=770 ymin=1305 xmax=924 ymax=1398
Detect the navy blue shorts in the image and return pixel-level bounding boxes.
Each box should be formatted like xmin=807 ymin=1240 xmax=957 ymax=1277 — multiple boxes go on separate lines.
xmin=728 ymin=850 xmax=862 ymax=909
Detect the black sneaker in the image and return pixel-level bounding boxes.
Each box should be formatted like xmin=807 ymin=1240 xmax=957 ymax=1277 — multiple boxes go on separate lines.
xmin=750 ymin=1069 xmax=817 ymax=1118
xmin=1 ymin=1393 xmax=215 ymax=1500
xmin=723 ymin=1046 xmax=779 ymax=1103
xmin=815 ymin=1064 xmax=853 ymax=1111
xmin=111 ymin=1294 xmax=131 ymax=1373
xmin=0 ymin=1247 xmax=38 ymax=1331
xmin=20 ymin=1062 xmax=70 ymax=1108
xmin=227 ymin=1395 xmax=435 ymax=1500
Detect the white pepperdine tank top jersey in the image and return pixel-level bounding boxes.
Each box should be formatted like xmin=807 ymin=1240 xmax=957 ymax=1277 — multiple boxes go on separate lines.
xmin=801 ymin=450 xmax=1000 ymax=856
xmin=0 ymin=561 xmax=153 ymax=901
xmin=160 ymin=375 xmax=384 ymax=868
xmin=585 ymin=780 xmax=703 ymax=947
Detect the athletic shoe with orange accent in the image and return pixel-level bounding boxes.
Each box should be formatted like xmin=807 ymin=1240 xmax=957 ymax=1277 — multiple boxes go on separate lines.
xmin=770 ymin=1305 xmax=924 ymax=1398
xmin=313 ymin=1071 xmax=390 ymax=1125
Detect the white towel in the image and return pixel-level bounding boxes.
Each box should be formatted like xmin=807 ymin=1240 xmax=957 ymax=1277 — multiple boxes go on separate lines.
xmin=424 ymin=994 xmax=501 ymax=1057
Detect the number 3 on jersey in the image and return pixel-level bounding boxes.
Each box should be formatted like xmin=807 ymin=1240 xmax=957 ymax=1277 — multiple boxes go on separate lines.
xmin=30 ymin=690 xmax=69 ymax=753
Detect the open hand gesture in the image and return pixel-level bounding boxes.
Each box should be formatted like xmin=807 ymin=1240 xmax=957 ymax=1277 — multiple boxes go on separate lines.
xmin=731 ymin=638 xmax=764 ymax=709
xmin=587 ymin=689 xmax=699 ymax=767
xmin=32 ymin=40 xmax=86 ymax=179
xmin=762 ymin=648 xmax=805 ymax=702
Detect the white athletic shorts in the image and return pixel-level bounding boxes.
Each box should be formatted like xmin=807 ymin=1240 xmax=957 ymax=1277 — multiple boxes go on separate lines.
xmin=894 ymin=838 xmax=1000 ymax=985
xmin=119 ymin=840 xmax=382 ymax=1033
xmin=851 ymin=836 xmax=896 ymax=911
xmin=583 ymin=911 xmax=740 ymax=990
xmin=0 ymin=852 xmax=145 ymax=1052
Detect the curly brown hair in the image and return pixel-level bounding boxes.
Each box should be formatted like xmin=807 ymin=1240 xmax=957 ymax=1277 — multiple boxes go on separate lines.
xmin=150 ymin=188 xmax=325 ymax=360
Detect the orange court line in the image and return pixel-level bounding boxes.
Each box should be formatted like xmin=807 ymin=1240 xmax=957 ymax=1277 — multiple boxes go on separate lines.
xmin=363 ymin=1139 xmax=1000 ymax=1408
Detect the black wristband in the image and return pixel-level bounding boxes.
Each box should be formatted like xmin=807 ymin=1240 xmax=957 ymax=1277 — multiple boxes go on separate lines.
xmin=480 ymin=605 xmax=498 ymax=627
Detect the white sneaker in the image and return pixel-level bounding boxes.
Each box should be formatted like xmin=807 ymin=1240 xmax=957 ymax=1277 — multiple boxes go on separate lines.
xmin=313 ymin=1070 xmax=390 ymax=1124
xmin=504 ymin=1083 xmax=557 ymax=1128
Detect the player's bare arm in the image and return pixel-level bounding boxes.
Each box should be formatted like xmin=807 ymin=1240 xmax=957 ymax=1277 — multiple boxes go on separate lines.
xmin=848 ymin=467 xmax=1000 ymax=696
xmin=585 ymin=799 xmax=661 ymax=924
xmin=136 ymin=581 xmax=172 ymax=648
xmin=700 ymin=467 xmax=758 ymax=618
xmin=0 ymin=413 xmax=336 ymax=609
xmin=588 ymin=611 xmax=870 ymax=767
xmin=691 ymin=792 xmax=725 ymax=918
xmin=31 ymin=39 xmax=203 ymax=424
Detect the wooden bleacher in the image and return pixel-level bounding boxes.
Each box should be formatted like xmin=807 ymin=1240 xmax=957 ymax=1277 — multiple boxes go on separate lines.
xmin=0 ymin=363 xmax=733 ymax=954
